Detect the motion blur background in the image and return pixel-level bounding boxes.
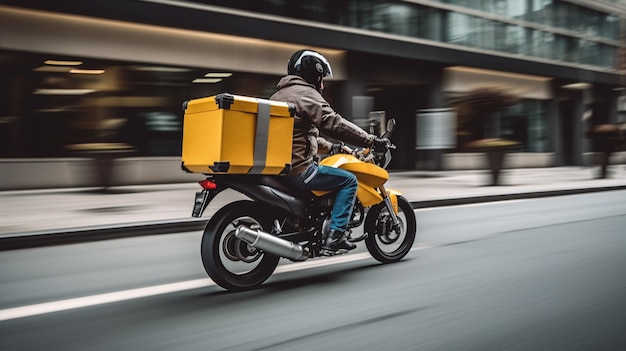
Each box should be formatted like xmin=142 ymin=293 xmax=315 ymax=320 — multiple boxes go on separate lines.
xmin=1 ymin=0 xmax=625 ymax=189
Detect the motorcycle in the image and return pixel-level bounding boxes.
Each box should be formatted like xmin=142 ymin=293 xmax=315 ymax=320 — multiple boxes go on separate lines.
xmin=191 ymin=119 xmax=416 ymax=291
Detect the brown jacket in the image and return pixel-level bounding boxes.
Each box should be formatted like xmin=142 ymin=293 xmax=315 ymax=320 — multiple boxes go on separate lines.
xmin=270 ymin=75 xmax=375 ymax=175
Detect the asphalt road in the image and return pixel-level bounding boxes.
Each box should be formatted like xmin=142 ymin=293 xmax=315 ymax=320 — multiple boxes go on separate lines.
xmin=1 ymin=191 xmax=625 ymax=351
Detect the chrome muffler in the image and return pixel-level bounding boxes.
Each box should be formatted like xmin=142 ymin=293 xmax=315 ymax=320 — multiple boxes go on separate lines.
xmin=235 ymin=226 xmax=309 ymax=262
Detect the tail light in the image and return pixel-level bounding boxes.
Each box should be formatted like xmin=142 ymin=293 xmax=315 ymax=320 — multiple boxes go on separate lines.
xmin=199 ymin=179 xmax=217 ymax=190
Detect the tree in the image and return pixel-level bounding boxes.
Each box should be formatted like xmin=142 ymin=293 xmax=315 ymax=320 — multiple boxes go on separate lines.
xmin=586 ymin=123 xmax=626 ymax=179
xmin=451 ymin=86 xmax=521 ymax=185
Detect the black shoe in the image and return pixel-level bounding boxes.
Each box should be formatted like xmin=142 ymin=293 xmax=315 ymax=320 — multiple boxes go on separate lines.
xmin=323 ymin=229 xmax=356 ymax=251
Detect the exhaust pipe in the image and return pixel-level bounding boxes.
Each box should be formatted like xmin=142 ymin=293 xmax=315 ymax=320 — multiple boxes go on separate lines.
xmin=235 ymin=226 xmax=309 ymax=262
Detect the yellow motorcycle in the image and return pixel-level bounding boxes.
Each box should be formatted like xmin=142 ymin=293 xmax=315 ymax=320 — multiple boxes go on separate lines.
xmin=193 ymin=119 xmax=416 ymax=291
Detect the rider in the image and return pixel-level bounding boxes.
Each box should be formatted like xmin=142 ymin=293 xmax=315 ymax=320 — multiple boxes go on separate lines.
xmin=270 ymin=49 xmax=389 ymax=252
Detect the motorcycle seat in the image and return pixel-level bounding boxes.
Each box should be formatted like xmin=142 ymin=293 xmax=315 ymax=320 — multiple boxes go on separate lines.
xmin=258 ymin=175 xmax=333 ymax=198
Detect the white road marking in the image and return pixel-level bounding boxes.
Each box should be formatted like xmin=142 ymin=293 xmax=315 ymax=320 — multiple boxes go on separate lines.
xmin=0 ymin=246 xmax=430 ymax=322
xmin=0 ymin=279 xmax=213 ymax=322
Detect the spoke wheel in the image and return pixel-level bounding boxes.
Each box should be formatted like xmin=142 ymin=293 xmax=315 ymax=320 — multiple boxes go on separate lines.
xmin=364 ymin=196 xmax=416 ymax=263
xmin=201 ymin=201 xmax=279 ymax=291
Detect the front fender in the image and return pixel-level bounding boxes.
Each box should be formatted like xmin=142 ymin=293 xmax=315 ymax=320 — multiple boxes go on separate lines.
xmin=357 ymin=183 xmax=383 ymax=208
xmin=357 ymin=185 xmax=402 ymax=213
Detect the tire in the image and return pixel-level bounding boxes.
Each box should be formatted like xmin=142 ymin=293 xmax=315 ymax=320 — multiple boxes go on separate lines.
xmin=201 ymin=200 xmax=280 ymax=291
xmin=364 ymin=196 xmax=416 ymax=263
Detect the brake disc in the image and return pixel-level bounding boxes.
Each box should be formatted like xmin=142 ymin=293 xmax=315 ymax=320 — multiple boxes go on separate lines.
xmin=377 ymin=214 xmax=403 ymax=244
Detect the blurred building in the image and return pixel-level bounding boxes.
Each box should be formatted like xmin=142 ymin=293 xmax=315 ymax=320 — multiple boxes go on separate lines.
xmin=0 ymin=0 xmax=625 ymax=188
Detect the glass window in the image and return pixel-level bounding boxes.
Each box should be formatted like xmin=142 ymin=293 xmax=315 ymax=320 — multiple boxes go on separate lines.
xmin=583 ymin=42 xmax=617 ymax=68
xmin=446 ymin=12 xmax=470 ymax=45
xmin=528 ymin=29 xmax=555 ymax=60
xmin=0 ymin=51 xmax=282 ymax=157
xmin=354 ymin=1 xmax=384 ymax=32
xmin=579 ymin=40 xmax=597 ymax=65
xmin=602 ymin=15 xmax=619 ymax=41
xmin=446 ymin=13 xmax=496 ymax=51
xmin=372 ymin=3 xmax=419 ymax=37
xmin=552 ymin=35 xmax=567 ymax=61
xmin=527 ymin=0 xmax=554 ymax=27
xmin=501 ymin=99 xmax=548 ymax=152
xmin=486 ymin=0 xmax=525 ymax=17
xmin=504 ymin=0 xmax=526 ymax=19
xmin=199 ymin=0 xmax=621 ymax=70
xmin=441 ymin=0 xmax=481 ymax=11
xmin=525 ymin=100 xmax=548 ymax=152
xmin=417 ymin=7 xmax=444 ymax=41
xmin=480 ymin=0 xmax=495 ymax=14
xmin=476 ymin=17 xmax=496 ymax=50
xmin=603 ymin=45 xmax=617 ymax=68
xmin=496 ymin=24 xmax=525 ymax=54
xmin=562 ymin=36 xmax=581 ymax=63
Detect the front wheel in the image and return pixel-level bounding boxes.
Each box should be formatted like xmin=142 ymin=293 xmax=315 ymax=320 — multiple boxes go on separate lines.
xmin=201 ymin=200 xmax=280 ymax=291
xmin=364 ymin=195 xmax=416 ymax=263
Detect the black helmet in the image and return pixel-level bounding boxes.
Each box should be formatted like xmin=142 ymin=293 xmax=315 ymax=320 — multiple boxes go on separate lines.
xmin=287 ymin=49 xmax=333 ymax=90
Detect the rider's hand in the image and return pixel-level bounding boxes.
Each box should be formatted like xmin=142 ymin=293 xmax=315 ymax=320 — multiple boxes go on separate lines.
xmin=373 ymin=137 xmax=390 ymax=152
xmin=330 ymin=142 xmax=344 ymax=155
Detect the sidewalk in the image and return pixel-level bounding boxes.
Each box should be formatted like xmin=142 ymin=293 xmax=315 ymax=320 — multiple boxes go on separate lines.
xmin=1 ymin=166 xmax=625 ymax=250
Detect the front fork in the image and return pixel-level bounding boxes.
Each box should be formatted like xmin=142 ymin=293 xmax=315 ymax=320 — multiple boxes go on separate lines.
xmin=378 ymin=185 xmax=401 ymax=232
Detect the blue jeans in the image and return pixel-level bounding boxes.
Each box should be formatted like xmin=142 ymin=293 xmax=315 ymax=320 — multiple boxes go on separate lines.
xmin=287 ymin=163 xmax=357 ymax=233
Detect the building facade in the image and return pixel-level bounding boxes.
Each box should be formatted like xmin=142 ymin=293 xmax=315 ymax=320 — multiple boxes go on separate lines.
xmin=0 ymin=0 xmax=625 ymax=188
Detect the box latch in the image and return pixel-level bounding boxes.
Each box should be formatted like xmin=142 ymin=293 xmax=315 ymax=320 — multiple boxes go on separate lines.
xmin=214 ymin=93 xmax=235 ymax=109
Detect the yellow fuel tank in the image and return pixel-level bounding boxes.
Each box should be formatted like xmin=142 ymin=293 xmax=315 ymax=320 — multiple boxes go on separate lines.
xmin=319 ymin=154 xmax=389 ymax=187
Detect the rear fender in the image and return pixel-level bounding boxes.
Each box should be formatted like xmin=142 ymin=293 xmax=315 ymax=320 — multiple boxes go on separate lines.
xmin=196 ymin=175 xmax=307 ymax=217
xmin=231 ymin=182 xmax=306 ymax=215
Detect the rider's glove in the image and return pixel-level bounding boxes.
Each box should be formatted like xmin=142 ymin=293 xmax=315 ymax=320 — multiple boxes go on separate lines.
xmin=373 ymin=137 xmax=390 ymax=152
xmin=330 ymin=142 xmax=344 ymax=155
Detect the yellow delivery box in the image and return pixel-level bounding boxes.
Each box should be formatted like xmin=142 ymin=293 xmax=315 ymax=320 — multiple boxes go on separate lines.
xmin=181 ymin=93 xmax=295 ymax=174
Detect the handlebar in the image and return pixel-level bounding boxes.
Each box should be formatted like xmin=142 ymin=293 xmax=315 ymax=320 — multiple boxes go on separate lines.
xmin=338 ymin=141 xmax=395 ymax=166
xmin=330 ymin=118 xmax=397 ymax=167
xmin=375 ymin=140 xmax=396 ymax=152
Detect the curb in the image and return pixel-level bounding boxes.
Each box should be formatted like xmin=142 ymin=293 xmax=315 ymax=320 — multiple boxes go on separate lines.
xmin=409 ymin=185 xmax=626 ymax=208
xmin=1 ymin=185 xmax=625 ymax=251
xmin=0 ymin=219 xmax=208 ymax=251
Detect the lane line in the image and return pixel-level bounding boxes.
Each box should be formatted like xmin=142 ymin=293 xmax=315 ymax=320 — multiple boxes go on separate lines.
xmin=0 ymin=279 xmax=214 ymax=322
xmin=0 ymin=246 xmax=429 ymax=322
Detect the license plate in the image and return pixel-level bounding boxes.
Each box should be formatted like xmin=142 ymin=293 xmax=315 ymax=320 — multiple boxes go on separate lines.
xmin=192 ymin=190 xmax=209 ymax=217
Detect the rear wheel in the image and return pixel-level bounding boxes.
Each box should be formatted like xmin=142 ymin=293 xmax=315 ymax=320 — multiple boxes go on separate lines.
xmin=364 ymin=196 xmax=416 ymax=263
xmin=201 ymin=200 xmax=279 ymax=291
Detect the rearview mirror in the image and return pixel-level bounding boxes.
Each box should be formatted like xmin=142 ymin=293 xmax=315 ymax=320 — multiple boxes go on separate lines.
xmin=386 ymin=119 xmax=396 ymax=133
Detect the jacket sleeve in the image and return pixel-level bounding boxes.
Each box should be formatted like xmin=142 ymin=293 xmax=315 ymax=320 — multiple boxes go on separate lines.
xmin=300 ymin=93 xmax=375 ymax=148
xmin=316 ymin=136 xmax=334 ymax=154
